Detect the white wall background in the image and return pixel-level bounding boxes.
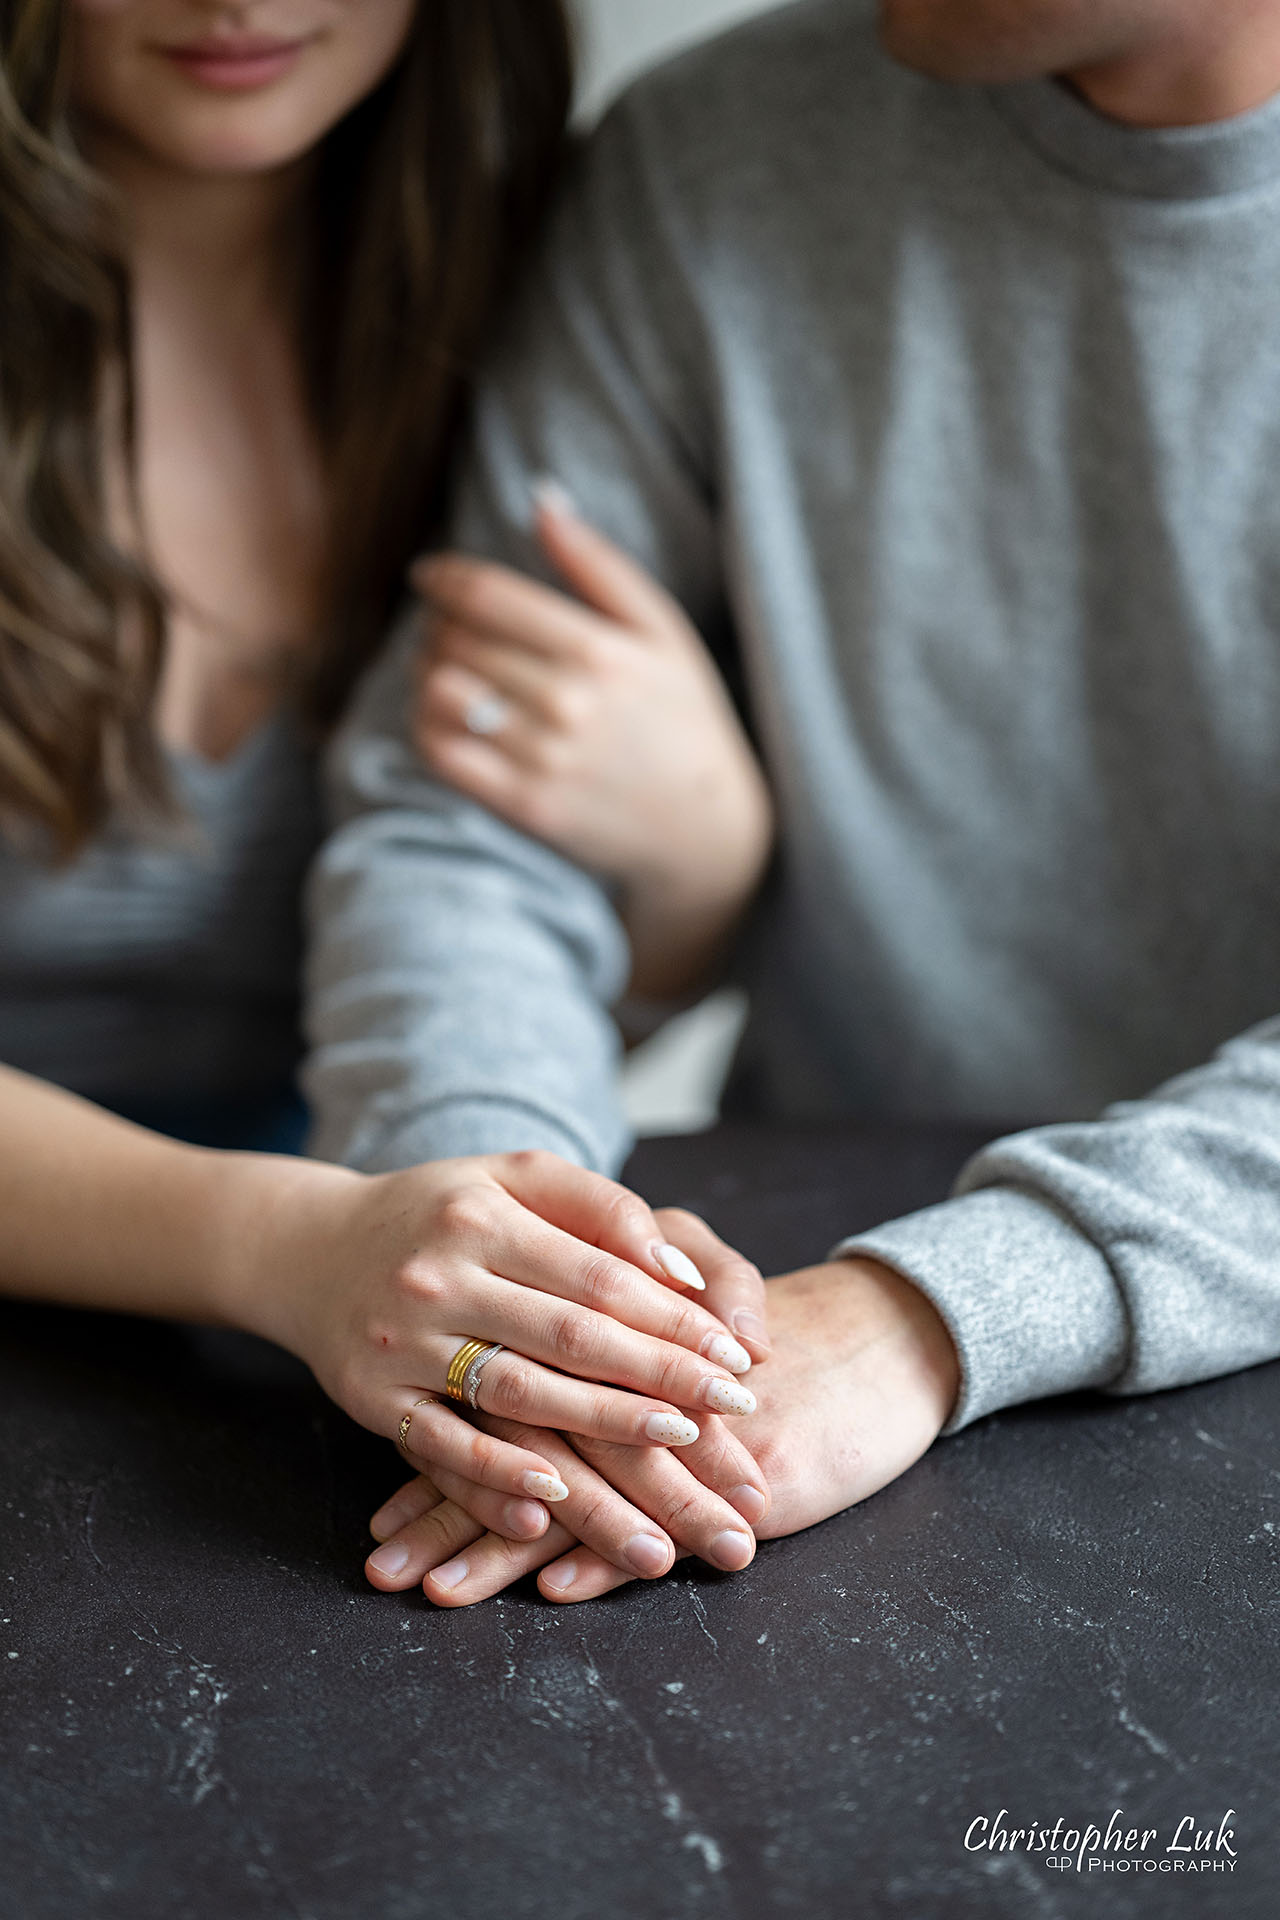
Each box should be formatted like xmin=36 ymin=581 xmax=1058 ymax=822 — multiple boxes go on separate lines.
xmin=574 ymin=0 xmax=796 ymax=120
xmin=568 ymin=1 xmax=799 ymax=1130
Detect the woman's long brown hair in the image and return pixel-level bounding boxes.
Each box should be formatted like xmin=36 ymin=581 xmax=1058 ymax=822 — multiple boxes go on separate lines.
xmin=0 ymin=0 xmax=573 ymax=856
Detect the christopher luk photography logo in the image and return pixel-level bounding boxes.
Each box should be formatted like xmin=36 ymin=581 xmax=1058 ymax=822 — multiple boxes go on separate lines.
xmin=963 ymin=1807 xmax=1238 ymax=1876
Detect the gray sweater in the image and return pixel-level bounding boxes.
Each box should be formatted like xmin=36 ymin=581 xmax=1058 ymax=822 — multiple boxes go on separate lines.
xmin=304 ymin=0 xmax=1280 ymax=1428
xmin=0 ymin=716 xmax=319 ymax=1107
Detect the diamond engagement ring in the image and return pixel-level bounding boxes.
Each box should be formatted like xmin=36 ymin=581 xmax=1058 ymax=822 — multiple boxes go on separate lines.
xmin=463 ymin=691 xmax=510 ymax=736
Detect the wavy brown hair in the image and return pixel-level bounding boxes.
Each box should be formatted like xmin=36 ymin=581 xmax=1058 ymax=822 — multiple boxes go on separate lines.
xmin=0 ymin=0 xmax=573 ymax=856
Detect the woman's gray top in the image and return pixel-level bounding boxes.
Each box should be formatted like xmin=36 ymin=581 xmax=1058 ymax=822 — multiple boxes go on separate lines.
xmin=0 ymin=715 xmax=321 ymax=1108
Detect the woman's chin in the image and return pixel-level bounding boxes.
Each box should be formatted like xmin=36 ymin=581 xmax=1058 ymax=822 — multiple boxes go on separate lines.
xmin=110 ymin=112 xmax=329 ymax=181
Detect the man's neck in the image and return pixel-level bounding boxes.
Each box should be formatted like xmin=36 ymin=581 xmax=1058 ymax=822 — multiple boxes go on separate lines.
xmin=1066 ymin=9 xmax=1280 ymax=128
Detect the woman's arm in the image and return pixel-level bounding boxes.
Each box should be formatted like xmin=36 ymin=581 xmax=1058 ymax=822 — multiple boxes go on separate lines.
xmin=0 ymin=1066 xmax=765 ymax=1518
xmin=0 ymin=1063 xmax=285 ymax=1324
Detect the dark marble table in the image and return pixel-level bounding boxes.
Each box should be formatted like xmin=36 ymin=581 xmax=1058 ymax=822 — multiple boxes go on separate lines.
xmin=2 ymin=1124 xmax=1276 ymax=1919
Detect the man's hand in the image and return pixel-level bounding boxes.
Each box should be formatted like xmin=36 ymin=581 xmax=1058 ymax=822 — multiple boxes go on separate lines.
xmin=365 ymin=1257 xmax=959 ymax=1606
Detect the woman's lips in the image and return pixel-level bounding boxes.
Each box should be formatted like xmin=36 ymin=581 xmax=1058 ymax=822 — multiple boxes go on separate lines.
xmin=157 ymin=37 xmax=312 ymax=91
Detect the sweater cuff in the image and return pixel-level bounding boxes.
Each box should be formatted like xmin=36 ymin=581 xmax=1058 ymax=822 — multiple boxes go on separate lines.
xmin=834 ymin=1186 xmax=1131 ymax=1432
xmin=313 ymin=1095 xmax=625 ymax=1177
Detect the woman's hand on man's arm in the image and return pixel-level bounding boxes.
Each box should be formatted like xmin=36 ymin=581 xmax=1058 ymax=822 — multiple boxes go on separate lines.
xmin=412 ymin=489 xmax=775 ymax=1002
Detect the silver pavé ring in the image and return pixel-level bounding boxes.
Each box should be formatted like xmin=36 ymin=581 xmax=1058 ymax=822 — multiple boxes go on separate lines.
xmin=461 ymin=1342 xmax=506 ymax=1410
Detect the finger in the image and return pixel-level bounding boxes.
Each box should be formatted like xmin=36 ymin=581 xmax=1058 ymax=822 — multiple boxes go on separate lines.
xmin=420 ymin=1462 xmax=551 ymax=1544
xmin=411 ymin=552 xmax=613 ymax=664
xmin=532 ymin=479 xmax=692 ymax=639
xmin=451 ymin=1256 xmax=758 ymax=1419
xmin=419 ymin=660 xmax=550 ymax=772
xmin=365 ymin=1493 xmax=485 ymax=1592
xmin=394 ymin=1392 xmax=570 ymax=1502
xmin=490 ymin=1151 xmax=711 ymax=1301
xmin=566 ymin=1431 xmax=758 ymax=1575
xmin=539 ymin=1544 xmax=691 ymax=1604
xmin=430 ymin=626 xmax=584 ymax=731
xmin=467 ymin=1346 xmax=708 ymax=1450
xmin=576 ymin=1408 xmax=773 ymax=1530
xmin=369 ymin=1473 xmax=443 ymax=1542
xmin=471 ymin=1415 xmax=759 ymax=1583
xmin=422 ymin=1518 xmax=578 ymax=1609
xmin=416 ymin=719 xmax=538 ymax=820
xmin=478 ymin=1416 xmax=677 ymax=1581
xmin=653 ymin=1207 xmax=772 ymax=1363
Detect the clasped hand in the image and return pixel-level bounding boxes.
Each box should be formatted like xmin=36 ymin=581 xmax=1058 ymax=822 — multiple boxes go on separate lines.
xmin=363 ymin=1245 xmax=962 ymax=1608
xmin=229 ymin=1149 xmax=776 ymax=1571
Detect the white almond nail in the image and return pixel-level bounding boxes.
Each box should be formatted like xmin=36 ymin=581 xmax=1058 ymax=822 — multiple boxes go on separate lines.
xmin=531 ymin=474 xmax=578 ymax=519
xmin=705 ymin=1332 xmax=752 ymax=1374
xmin=522 ymin=1472 xmax=569 ymax=1502
xmin=644 ymin=1411 xmax=700 ymax=1445
xmin=703 ymin=1379 xmax=757 ymax=1416
xmin=654 ymin=1243 xmax=706 ymax=1290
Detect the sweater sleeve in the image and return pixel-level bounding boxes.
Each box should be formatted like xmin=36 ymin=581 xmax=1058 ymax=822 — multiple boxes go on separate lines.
xmin=840 ymin=1016 xmax=1280 ymax=1429
xmin=302 ymin=98 xmax=723 ymax=1175
xmin=302 ymin=614 xmax=631 ymax=1173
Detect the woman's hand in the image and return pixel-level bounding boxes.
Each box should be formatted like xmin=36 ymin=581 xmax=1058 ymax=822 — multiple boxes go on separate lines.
xmin=411 ymin=487 xmax=775 ymax=999
xmin=229 ymin=1150 xmax=765 ymax=1520
xmin=361 ymin=1201 xmax=774 ymax=1586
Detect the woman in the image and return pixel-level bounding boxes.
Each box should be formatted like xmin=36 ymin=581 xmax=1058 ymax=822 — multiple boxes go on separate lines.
xmin=0 ymin=1 xmax=773 ymax=1594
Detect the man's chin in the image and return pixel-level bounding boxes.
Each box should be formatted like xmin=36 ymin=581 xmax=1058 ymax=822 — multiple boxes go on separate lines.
xmin=876 ymin=1 xmax=1101 ymax=87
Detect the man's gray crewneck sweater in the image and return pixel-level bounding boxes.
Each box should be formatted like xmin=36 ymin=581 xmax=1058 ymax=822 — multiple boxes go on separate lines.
xmin=306 ymin=0 xmax=1280 ymax=1427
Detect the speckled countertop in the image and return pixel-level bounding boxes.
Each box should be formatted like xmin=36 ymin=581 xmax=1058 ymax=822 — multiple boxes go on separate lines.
xmin=2 ymin=1125 xmax=1276 ymax=1919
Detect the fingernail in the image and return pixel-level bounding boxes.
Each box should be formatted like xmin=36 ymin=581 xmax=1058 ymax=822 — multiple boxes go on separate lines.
xmin=503 ymin=1499 xmax=548 ymax=1538
xmin=653 ymin=1243 xmax=706 ymax=1290
xmin=644 ymin=1411 xmax=700 ymax=1445
xmin=732 ymin=1309 xmax=770 ymax=1349
xmin=531 ymin=475 xmax=578 ymax=519
xmin=542 ymin=1561 xmax=578 ymax=1592
xmin=729 ymin=1483 xmax=767 ymax=1525
xmin=709 ymin=1530 xmax=754 ymax=1571
xmin=367 ymin=1542 xmax=410 ymax=1578
xmin=705 ymin=1331 xmax=752 ymax=1374
xmin=625 ymin=1533 xmax=672 ymax=1576
xmin=430 ymin=1557 xmax=468 ymax=1591
xmin=702 ymin=1379 xmax=757 ymax=1416
xmin=522 ymin=1471 xmax=569 ymax=1502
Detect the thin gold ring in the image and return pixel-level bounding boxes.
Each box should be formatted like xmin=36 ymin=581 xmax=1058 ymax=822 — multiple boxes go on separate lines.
xmin=397 ymin=1396 xmax=435 ymax=1456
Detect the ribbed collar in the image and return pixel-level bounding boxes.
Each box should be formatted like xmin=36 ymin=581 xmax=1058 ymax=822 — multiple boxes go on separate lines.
xmin=990 ymin=75 xmax=1280 ymax=199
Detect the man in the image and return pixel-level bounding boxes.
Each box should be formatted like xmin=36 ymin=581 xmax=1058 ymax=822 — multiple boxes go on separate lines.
xmin=305 ymin=0 xmax=1280 ymax=1600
